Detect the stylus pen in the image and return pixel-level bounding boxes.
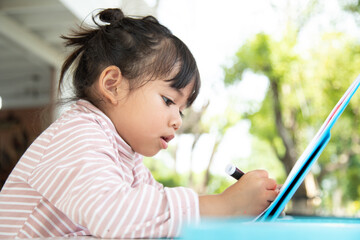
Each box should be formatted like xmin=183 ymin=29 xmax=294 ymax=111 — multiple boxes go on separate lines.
xmin=225 ymin=163 xmax=245 ymax=180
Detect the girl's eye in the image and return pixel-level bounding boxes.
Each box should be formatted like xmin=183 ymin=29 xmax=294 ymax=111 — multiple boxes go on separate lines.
xmin=162 ymin=96 xmax=174 ymax=106
xmin=162 ymin=96 xmax=184 ymax=118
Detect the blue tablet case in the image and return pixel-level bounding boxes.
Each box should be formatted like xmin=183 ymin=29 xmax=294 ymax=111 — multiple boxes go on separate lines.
xmin=256 ymin=75 xmax=360 ymax=221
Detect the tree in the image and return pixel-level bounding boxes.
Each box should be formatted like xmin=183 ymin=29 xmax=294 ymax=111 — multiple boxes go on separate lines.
xmin=224 ymin=29 xmax=360 ymax=215
xmin=201 ymin=105 xmax=241 ymax=193
xmin=224 ymin=30 xmax=312 ymax=214
xmin=342 ymin=0 xmax=360 ymax=19
xmin=307 ymin=32 xmax=360 ymax=215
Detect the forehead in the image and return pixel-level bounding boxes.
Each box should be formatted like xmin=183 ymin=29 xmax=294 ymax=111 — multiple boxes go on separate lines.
xmin=160 ymin=79 xmax=193 ymax=94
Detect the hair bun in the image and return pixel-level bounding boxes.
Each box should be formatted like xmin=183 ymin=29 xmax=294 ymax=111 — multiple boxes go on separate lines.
xmin=99 ymin=8 xmax=124 ymax=24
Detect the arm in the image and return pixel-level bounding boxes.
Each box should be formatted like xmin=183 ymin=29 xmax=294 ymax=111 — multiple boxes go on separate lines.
xmin=199 ymin=170 xmax=278 ymax=217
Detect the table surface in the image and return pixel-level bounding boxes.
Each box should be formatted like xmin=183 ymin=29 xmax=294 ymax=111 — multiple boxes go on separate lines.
xmin=181 ymin=216 xmax=360 ymax=240
xmin=4 ymin=217 xmax=358 ymax=240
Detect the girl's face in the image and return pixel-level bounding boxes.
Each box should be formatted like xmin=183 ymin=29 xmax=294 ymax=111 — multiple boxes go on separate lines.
xmin=109 ymin=78 xmax=194 ymax=157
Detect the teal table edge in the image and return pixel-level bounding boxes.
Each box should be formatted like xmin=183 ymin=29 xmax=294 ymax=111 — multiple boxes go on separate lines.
xmin=181 ymin=216 xmax=360 ymax=240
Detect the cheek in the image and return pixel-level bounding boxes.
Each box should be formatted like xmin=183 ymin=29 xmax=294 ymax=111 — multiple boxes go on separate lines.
xmin=145 ymin=100 xmax=166 ymax=126
xmin=135 ymin=96 xmax=165 ymax=129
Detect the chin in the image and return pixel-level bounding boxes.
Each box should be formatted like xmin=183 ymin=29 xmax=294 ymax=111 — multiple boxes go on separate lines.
xmin=138 ymin=149 xmax=160 ymax=157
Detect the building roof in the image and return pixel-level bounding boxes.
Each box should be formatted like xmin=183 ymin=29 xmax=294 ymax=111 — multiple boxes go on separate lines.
xmin=0 ymin=0 xmax=79 ymax=109
xmin=0 ymin=0 xmax=155 ymax=110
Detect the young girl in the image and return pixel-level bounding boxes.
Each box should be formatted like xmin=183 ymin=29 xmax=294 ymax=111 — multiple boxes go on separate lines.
xmin=0 ymin=8 xmax=278 ymax=239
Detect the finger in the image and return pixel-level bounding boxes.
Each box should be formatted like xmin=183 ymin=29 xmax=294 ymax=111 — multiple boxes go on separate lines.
xmin=250 ymin=169 xmax=269 ymax=178
xmin=266 ymin=190 xmax=279 ymax=202
xmin=265 ymin=178 xmax=277 ymax=190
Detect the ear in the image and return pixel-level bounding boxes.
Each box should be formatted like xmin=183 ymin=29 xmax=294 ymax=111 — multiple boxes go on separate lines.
xmin=97 ymin=65 xmax=123 ymax=105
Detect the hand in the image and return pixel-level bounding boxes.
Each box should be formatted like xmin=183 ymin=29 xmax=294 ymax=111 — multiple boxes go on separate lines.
xmin=199 ymin=169 xmax=279 ymax=217
xmin=221 ymin=169 xmax=278 ymax=216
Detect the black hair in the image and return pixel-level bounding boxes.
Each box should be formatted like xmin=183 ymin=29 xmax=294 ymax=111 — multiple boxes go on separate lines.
xmin=59 ymin=8 xmax=200 ymax=107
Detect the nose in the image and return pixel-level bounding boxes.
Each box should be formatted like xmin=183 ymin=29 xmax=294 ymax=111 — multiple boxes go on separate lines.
xmin=170 ymin=111 xmax=182 ymax=131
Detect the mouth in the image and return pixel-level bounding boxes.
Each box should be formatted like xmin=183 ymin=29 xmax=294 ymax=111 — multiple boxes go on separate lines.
xmin=161 ymin=135 xmax=174 ymax=143
xmin=160 ymin=135 xmax=174 ymax=149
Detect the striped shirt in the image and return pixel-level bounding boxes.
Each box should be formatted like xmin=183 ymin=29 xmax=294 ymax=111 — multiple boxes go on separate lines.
xmin=0 ymin=100 xmax=199 ymax=239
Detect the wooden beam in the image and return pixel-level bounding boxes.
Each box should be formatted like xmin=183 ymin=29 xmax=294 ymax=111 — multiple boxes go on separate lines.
xmin=0 ymin=13 xmax=64 ymax=67
xmin=0 ymin=0 xmax=61 ymax=14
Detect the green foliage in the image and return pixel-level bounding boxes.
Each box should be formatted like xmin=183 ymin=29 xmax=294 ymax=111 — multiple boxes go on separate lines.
xmin=224 ymin=33 xmax=272 ymax=85
xmin=144 ymin=156 xmax=233 ymax=194
xmin=206 ymin=175 xmax=233 ymax=195
xmin=143 ymin=157 xmax=185 ymax=187
xmin=234 ymin=136 xmax=287 ymax=184
xmin=224 ymin=27 xmax=360 ymax=215
xmin=247 ymin=93 xmax=277 ymax=140
xmin=308 ymin=33 xmax=360 ymax=207
xmin=341 ymin=0 xmax=360 ymax=15
xmin=224 ymin=29 xmax=298 ymax=86
xmin=344 ymin=155 xmax=360 ymax=201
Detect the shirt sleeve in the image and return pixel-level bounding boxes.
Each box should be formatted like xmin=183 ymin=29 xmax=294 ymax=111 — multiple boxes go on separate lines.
xmin=137 ymin=162 xmax=200 ymax=236
xmin=27 ymin=119 xmax=199 ymax=239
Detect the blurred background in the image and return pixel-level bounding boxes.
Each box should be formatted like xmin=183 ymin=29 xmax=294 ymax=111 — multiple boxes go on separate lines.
xmin=1 ymin=0 xmax=360 ymax=217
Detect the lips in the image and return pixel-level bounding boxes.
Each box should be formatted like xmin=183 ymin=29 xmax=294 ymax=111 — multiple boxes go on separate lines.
xmin=161 ymin=135 xmax=174 ymax=143
xmin=160 ymin=135 xmax=174 ymax=149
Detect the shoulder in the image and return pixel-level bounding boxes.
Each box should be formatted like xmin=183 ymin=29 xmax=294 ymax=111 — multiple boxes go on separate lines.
xmin=28 ymin=102 xmax=118 ymax=168
xmin=34 ymin=101 xmax=118 ymax=154
xmin=56 ymin=100 xmax=114 ymax=136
